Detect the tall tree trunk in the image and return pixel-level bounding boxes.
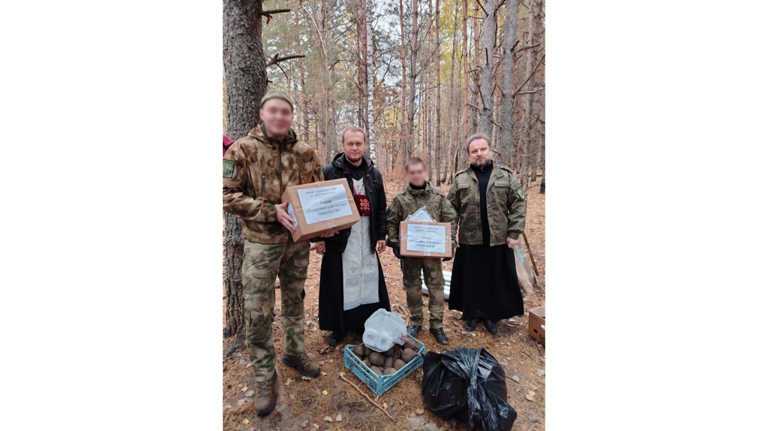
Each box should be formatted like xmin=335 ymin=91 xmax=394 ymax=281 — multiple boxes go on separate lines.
xmin=407 ymin=0 xmax=419 ymax=159
xmin=477 ymin=0 xmax=497 ymax=136
xmin=442 ymin=0 xmax=460 ymax=184
xmin=399 ymin=0 xmax=409 ymax=163
xmin=499 ymin=0 xmax=520 ymax=167
xmin=360 ymin=0 xmax=369 ymax=141
xmin=222 ymin=0 xmax=268 ymax=346
xmin=365 ymin=0 xmax=377 ymax=163
xmin=539 ymin=69 xmax=547 ymax=194
xmin=426 ymin=0 xmax=433 ymax=180
xmin=434 ymin=0 xmax=442 ymax=186
xmin=470 ymin=0 xmax=481 ymax=134
xmin=520 ymin=0 xmax=541 ymax=187
xmin=460 ymin=0 xmax=469 ymax=167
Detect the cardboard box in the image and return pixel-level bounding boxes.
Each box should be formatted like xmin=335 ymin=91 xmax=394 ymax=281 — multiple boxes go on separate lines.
xmin=528 ymin=306 xmax=545 ymax=345
xmin=399 ymin=221 xmax=452 ymax=258
xmin=282 ymin=178 xmax=361 ymax=242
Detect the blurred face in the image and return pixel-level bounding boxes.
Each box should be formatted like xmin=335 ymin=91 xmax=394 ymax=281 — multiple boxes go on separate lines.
xmin=406 ymin=162 xmax=427 ymax=187
xmin=468 ymin=138 xmax=492 ymax=167
xmin=259 ymin=99 xmax=293 ymax=137
xmin=342 ymin=130 xmax=366 ymax=164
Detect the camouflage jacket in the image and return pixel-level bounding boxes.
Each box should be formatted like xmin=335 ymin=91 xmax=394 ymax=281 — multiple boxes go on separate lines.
xmin=386 ymin=182 xmax=457 ymax=249
xmin=223 ymin=123 xmax=323 ymax=244
xmin=447 ymin=164 xmax=526 ymax=246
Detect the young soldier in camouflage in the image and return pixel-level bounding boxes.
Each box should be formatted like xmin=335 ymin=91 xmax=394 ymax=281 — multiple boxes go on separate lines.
xmin=386 ymin=158 xmax=457 ymax=345
xmin=223 ymin=90 xmax=331 ymax=416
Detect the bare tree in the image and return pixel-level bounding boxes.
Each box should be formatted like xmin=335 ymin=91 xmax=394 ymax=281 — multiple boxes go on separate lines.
xmin=434 ymin=0 xmax=442 ymax=185
xmin=498 ymin=0 xmax=521 ymax=167
xmin=365 ymin=0 xmax=377 ymax=163
xmin=223 ymin=0 xmax=269 ymax=351
xmin=518 ymin=0 xmax=542 ymax=186
xmin=477 ymin=0 xmax=497 ymax=136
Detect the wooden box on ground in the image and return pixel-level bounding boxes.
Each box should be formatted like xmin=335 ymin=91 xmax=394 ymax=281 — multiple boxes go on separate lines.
xmin=528 ymin=306 xmax=545 ymax=344
xmin=282 ymin=178 xmax=361 ymax=242
xmin=399 ymin=221 xmax=452 ymax=258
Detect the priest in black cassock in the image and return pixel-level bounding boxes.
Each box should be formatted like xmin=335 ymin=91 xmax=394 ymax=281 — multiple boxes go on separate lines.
xmin=313 ymin=126 xmax=390 ymax=346
xmin=446 ymin=133 xmax=527 ymax=334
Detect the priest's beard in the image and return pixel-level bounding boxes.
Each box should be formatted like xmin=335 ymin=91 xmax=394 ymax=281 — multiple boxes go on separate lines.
xmin=471 ymin=159 xmax=491 ymax=169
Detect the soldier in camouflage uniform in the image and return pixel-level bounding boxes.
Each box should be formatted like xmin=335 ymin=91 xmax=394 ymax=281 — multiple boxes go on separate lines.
xmin=223 ymin=90 xmax=327 ymax=416
xmin=386 ymin=158 xmax=457 ymax=345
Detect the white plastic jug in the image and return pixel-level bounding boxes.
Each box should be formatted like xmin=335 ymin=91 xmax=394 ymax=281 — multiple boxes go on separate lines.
xmin=362 ymin=308 xmax=408 ymax=352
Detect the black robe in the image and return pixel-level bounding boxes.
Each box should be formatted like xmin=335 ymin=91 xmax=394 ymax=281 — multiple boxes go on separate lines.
xmin=317 ymin=156 xmax=390 ymax=339
xmin=448 ymin=162 xmax=524 ymax=321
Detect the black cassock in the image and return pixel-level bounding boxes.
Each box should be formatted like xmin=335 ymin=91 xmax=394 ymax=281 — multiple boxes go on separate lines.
xmin=316 ymin=155 xmax=390 ymax=340
xmin=448 ymin=163 xmax=524 ymax=322
xmin=318 ymin=252 xmax=390 ymax=340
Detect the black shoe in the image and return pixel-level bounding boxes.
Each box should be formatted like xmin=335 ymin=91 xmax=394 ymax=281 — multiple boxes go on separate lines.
xmin=327 ymin=331 xmax=341 ymax=346
xmin=407 ymin=325 xmax=422 ymax=338
xmin=464 ymin=319 xmax=477 ymax=332
xmin=430 ymin=327 xmax=449 ymax=345
xmin=484 ymin=319 xmax=498 ymax=335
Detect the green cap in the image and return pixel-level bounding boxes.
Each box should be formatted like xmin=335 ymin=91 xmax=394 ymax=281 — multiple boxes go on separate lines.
xmin=260 ymin=89 xmax=294 ymax=112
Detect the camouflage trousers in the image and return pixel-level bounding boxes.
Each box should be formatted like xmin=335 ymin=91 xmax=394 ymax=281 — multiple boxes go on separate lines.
xmin=242 ymin=238 xmax=310 ymax=382
xmin=401 ymin=257 xmax=445 ymax=329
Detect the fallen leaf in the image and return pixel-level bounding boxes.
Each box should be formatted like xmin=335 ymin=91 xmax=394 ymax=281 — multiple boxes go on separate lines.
xmin=525 ymin=394 xmax=534 ymax=402
xmin=322 ymin=390 xmax=328 ymax=396
xmin=511 ymin=375 xmax=520 ymax=383
xmin=324 ymin=416 xmax=333 ymax=423
xmin=241 ymin=386 xmax=248 ymax=392
xmin=242 ymin=418 xmax=250 ymax=424
xmin=383 ymin=403 xmax=387 ymax=409
xmin=336 ymin=414 xmax=342 ymax=422
xmin=416 ymin=408 xmax=424 ymax=415
xmin=322 ymin=372 xmax=327 ymax=376
xmin=528 ymin=390 xmax=536 ymax=396
xmin=285 ymin=378 xmax=293 ymax=387
xmin=302 ymin=376 xmax=312 ymax=381
xmin=313 ymin=424 xmax=319 ymax=429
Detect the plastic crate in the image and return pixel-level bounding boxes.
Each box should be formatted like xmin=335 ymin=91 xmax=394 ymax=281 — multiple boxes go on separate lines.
xmin=343 ymin=335 xmax=426 ymax=397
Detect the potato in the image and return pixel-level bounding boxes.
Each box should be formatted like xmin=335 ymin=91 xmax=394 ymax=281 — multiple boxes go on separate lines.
xmin=384 ymin=357 xmax=394 ymax=369
xmin=370 ymin=366 xmax=383 ymax=376
xmin=401 ymin=347 xmax=418 ymax=363
xmin=364 ymin=346 xmax=372 ymax=356
xmin=403 ymin=338 xmax=418 ymax=351
xmin=368 ymin=352 xmax=385 ymax=366
xmin=363 ymin=358 xmax=371 ymax=368
xmin=392 ymin=345 xmax=402 ymax=360
xmin=394 ymin=359 xmax=406 ymax=370
xmin=353 ymin=344 xmax=365 ymax=357
xmin=384 ymin=346 xmax=394 ymax=357
xmin=383 ymin=367 xmax=398 ymax=376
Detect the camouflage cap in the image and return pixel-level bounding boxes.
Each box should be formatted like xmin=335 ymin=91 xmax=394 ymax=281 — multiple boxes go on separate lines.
xmin=260 ymin=89 xmax=294 ymax=112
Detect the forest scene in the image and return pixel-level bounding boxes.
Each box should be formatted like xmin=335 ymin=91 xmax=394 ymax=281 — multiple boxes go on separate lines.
xmin=223 ymin=0 xmax=545 ymax=429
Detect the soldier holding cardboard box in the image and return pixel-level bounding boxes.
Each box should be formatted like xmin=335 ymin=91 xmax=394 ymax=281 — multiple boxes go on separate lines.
xmin=386 ymin=157 xmax=457 ymax=345
xmin=223 ymin=90 xmax=332 ymax=416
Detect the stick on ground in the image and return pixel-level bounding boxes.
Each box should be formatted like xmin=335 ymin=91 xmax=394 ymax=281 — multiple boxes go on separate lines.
xmin=338 ymin=373 xmax=396 ymax=422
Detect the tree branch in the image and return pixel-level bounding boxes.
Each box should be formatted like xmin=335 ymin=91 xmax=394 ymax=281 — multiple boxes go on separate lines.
xmin=266 ymin=54 xmax=306 ymax=68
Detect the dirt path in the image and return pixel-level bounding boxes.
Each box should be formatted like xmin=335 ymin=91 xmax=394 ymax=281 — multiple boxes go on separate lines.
xmin=223 ymin=177 xmax=546 ymax=430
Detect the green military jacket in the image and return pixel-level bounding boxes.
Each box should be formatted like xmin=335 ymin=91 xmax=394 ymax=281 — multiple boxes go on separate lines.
xmin=223 ymin=123 xmax=324 ymax=244
xmin=447 ymin=164 xmax=526 ymax=246
xmin=386 ymin=182 xmax=457 ymax=249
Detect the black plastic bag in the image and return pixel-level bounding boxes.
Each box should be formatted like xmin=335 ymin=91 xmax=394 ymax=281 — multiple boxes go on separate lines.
xmin=421 ymin=348 xmax=517 ymax=431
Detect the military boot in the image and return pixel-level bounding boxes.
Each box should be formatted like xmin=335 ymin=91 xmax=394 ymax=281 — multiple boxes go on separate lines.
xmin=282 ymin=352 xmax=321 ymax=378
xmin=429 ymin=327 xmax=449 ymax=345
xmin=254 ymin=376 xmax=276 ymax=416
xmin=407 ymin=325 xmax=422 ymax=338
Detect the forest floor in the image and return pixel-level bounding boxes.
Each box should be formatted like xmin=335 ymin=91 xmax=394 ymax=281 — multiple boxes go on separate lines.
xmin=223 ymin=176 xmax=546 ymax=431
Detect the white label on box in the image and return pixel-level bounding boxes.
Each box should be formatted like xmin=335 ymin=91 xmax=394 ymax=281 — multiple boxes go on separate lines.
xmin=297 ymin=184 xmax=353 ymax=225
xmin=406 ymin=224 xmax=446 ymax=253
